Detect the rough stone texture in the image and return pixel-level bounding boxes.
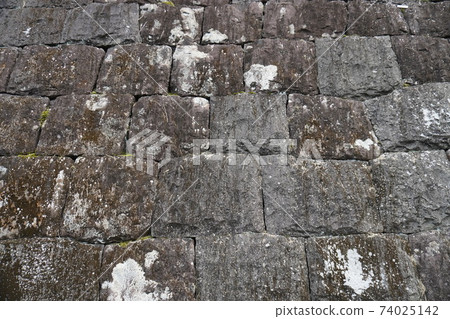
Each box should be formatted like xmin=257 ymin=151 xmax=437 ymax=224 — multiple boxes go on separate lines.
xmin=36 ymin=94 xmax=134 ymax=156
xmin=202 ymin=3 xmax=263 ymax=44
xmin=0 ymin=157 xmax=71 ymax=239
xmin=288 ymin=94 xmax=381 ymax=160
xmin=372 ymin=151 xmax=450 ymax=234
xmin=170 ymin=45 xmax=244 ymax=96
xmin=404 ymin=1 xmax=450 ymax=38
xmin=0 ymin=48 xmax=18 ymax=92
xmin=96 ymin=44 xmax=172 ymax=95
xmin=306 ymin=234 xmax=425 ymax=301
xmin=62 ymin=3 xmax=140 ymax=46
xmin=317 ymin=36 xmax=401 ymax=99
xmin=62 ymin=156 xmax=156 ymax=243
xmin=140 ymin=4 xmax=203 ymax=45
xmin=365 ymin=83 xmax=450 ymax=152
xmin=2 ymin=0 xmax=93 ymax=8
xmin=0 ymin=8 xmax=66 ymax=46
xmin=0 ymin=95 xmax=48 ymax=155
xmin=263 ymin=0 xmax=347 ymax=39
xmin=130 ymin=95 xmax=209 ymax=157
xmin=244 ymin=39 xmax=317 ymax=94
xmin=347 ymin=0 xmax=409 ymax=36
xmin=130 ymin=0 xmax=229 ymax=5
xmin=262 ymin=156 xmax=382 ymax=236
xmin=152 ymin=154 xmax=265 ymax=237
xmin=0 ymin=238 xmax=102 ymax=301
xmin=391 ymin=36 xmax=450 ymax=84
xmin=100 ymin=238 xmax=195 ymax=301
xmin=7 ymin=45 xmax=104 ymax=96
xmin=196 ymin=233 xmax=310 ymax=300
xmin=409 ymin=229 xmax=450 ymax=301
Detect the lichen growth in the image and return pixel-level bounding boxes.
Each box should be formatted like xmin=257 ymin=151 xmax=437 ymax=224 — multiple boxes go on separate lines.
xmin=39 ymin=109 xmax=50 ymax=126
xmin=162 ymin=1 xmax=175 ymax=6
xmin=18 ymin=153 xmax=38 ymax=159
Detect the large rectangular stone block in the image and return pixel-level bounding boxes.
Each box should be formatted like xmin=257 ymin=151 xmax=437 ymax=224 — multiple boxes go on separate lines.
xmin=0 ymin=48 xmax=19 ymax=92
xmin=4 ymin=0 xmax=93 ymax=8
xmin=403 ymin=1 xmax=450 ymax=38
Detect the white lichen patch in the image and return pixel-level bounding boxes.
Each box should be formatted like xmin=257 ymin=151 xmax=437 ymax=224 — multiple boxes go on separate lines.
xmin=173 ymin=45 xmax=209 ymax=93
xmin=422 ymin=108 xmax=441 ymax=128
xmin=354 ymin=138 xmax=375 ymax=151
xmin=202 ymin=29 xmax=228 ymax=44
xmin=168 ymin=7 xmax=201 ymax=45
xmin=244 ymin=64 xmax=279 ymax=91
xmin=86 ymin=96 xmax=109 ymax=111
xmin=47 ymin=170 xmax=66 ymax=217
xmin=288 ymin=24 xmax=295 ymax=35
xmin=0 ymin=165 xmax=7 ymax=178
xmin=145 ymin=250 xmax=159 ymax=269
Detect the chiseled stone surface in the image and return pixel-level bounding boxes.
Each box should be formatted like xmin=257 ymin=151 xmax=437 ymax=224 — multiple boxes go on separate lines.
xmin=262 ymin=156 xmax=382 ymax=236
xmin=0 ymin=157 xmax=71 ymax=239
xmin=403 ymin=1 xmax=450 ymax=38
xmin=0 ymin=238 xmax=102 ymax=300
xmin=196 ymin=233 xmax=310 ymax=300
xmin=372 ymin=151 xmax=450 ymax=234
xmin=133 ymin=0 xmax=229 ymax=4
xmin=263 ymin=0 xmax=347 ymax=39
xmin=307 ymin=234 xmax=425 ymax=301
xmin=288 ymin=94 xmax=381 ymax=160
xmin=7 ymin=45 xmax=104 ymax=96
xmin=37 ymin=94 xmax=134 ymax=156
xmin=0 ymin=95 xmax=48 ymax=155
xmin=202 ymin=3 xmax=263 ymax=44
xmin=244 ymin=39 xmax=317 ymax=94
xmin=409 ymin=229 xmax=450 ymax=301
xmin=317 ymin=36 xmax=401 ymax=99
xmin=96 ymin=44 xmax=172 ymax=95
xmin=62 ymin=156 xmax=156 ymax=243
xmin=391 ymin=36 xmax=450 ymax=84
xmin=0 ymin=48 xmax=19 ymax=92
xmin=2 ymin=0 xmax=93 ymax=7
xmin=365 ymin=83 xmax=450 ymax=152
xmin=170 ymin=45 xmax=244 ymax=96
xmin=152 ymin=154 xmax=265 ymax=237
xmin=100 ymin=238 xmax=195 ymax=301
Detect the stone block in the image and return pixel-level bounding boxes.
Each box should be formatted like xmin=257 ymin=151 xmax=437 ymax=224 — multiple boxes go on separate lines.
xmin=404 ymin=1 xmax=450 ymax=37
xmin=0 ymin=48 xmax=19 ymax=92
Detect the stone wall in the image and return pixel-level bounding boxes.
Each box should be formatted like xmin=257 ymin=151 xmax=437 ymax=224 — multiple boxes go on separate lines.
xmin=0 ymin=0 xmax=449 ymax=301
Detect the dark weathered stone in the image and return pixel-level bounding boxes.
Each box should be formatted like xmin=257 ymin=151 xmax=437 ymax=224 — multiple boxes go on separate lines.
xmin=62 ymin=156 xmax=156 ymax=243
xmin=409 ymin=229 xmax=450 ymax=301
xmin=37 ymin=94 xmax=134 ymax=156
xmin=130 ymin=95 xmax=209 ymax=157
xmin=140 ymin=4 xmax=203 ymax=45
xmin=372 ymin=151 xmax=450 ymax=233
xmin=263 ymin=0 xmax=347 ymax=39
xmin=7 ymin=45 xmax=104 ymax=96
xmin=0 ymin=157 xmax=71 ymax=239
xmin=8 ymin=0 xmax=93 ymax=7
xmin=391 ymin=36 xmax=450 ymax=84
xmin=365 ymin=83 xmax=450 ymax=152
xmin=244 ymin=39 xmax=317 ymax=94
xmin=0 ymin=95 xmax=48 ymax=155
xmin=0 ymin=48 xmax=19 ymax=92
xmin=404 ymin=1 xmax=450 ymax=37
xmin=0 ymin=238 xmax=102 ymax=300
xmin=100 ymin=238 xmax=195 ymax=301
xmin=262 ymin=156 xmax=382 ymax=236
xmin=152 ymin=154 xmax=265 ymax=237
xmin=96 ymin=44 xmax=172 ymax=95
xmin=202 ymin=3 xmax=263 ymax=44
xmin=347 ymin=0 xmax=409 ymax=36
xmin=171 ymin=45 xmax=244 ymax=96
xmin=196 ymin=233 xmax=310 ymax=300
xmin=288 ymin=94 xmax=381 ymax=160
xmin=137 ymin=0 xmax=229 ymax=5
xmin=62 ymin=3 xmax=140 ymax=46
xmin=317 ymin=36 xmax=401 ymax=99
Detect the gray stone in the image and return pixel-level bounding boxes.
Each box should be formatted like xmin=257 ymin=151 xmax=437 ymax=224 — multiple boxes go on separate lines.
xmin=62 ymin=3 xmax=140 ymax=46
xmin=391 ymin=36 xmax=450 ymax=84
xmin=372 ymin=151 xmax=450 ymax=233
xmin=404 ymin=1 xmax=450 ymax=37
xmin=306 ymin=234 xmax=425 ymax=300
xmin=0 ymin=48 xmax=19 ymax=92
xmin=447 ymin=149 xmax=450 ymax=161
xmin=364 ymin=83 xmax=450 ymax=152
xmin=244 ymin=39 xmax=317 ymax=94
xmin=0 ymin=95 xmax=48 ymax=155
xmin=317 ymin=36 xmax=401 ymax=99
xmin=7 ymin=45 xmax=104 ymax=96
xmin=263 ymin=0 xmax=347 ymax=39
xmin=100 ymin=238 xmax=195 ymax=300
xmin=6 ymin=0 xmax=93 ymax=7
xmin=96 ymin=44 xmax=172 ymax=95
xmin=171 ymin=45 xmax=244 ymax=96
xmin=36 ymin=94 xmax=134 ymax=156
xmin=152 ymin=154 xmax=265 ymax=237
xmin=262 ymin=156 xmax=382 ymax=236
xmin=140 ymin=4 xmax=203 ymax=45
xmin=202 ymin=3 xmax=263 ymax=44
xmin=409 ymin=229 xmax=450 ymax=301
xmin=288 ymin=94 xmax=381 ymax=160
xmin=0 ymin=8 xmax=66 ymax=46
xmin=0 ymin=157 xmax=71 ymax=239
xmin=0 ymin=238 xmax=102 ymax=300
xmin=137 ymin=0 xmax=229 ymax=5
xmin=62 ymin=156 xmax=156 ymax=243
xmin=196 ymin=233 xmax=310 ymax=300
